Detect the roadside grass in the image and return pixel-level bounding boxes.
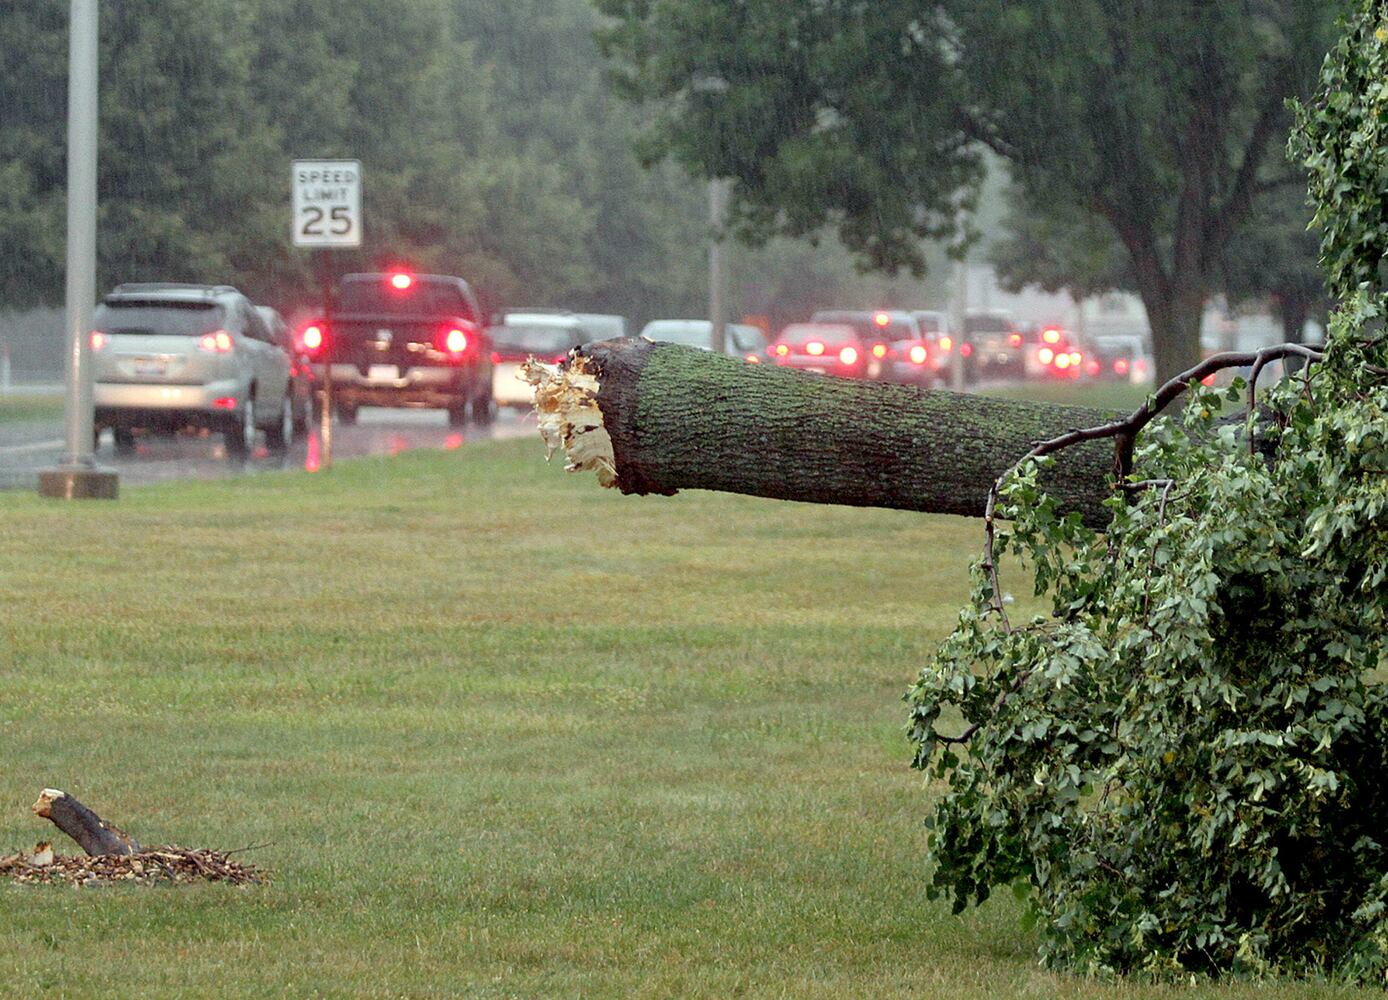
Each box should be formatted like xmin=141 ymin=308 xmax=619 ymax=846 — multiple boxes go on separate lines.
xmin=0 ymin=441 xmax=1371 ymax=998
xmin=982 ymin=380 xmax=1153 ymax=413
xmin=0 ymin=393 xmax=65 ymax=423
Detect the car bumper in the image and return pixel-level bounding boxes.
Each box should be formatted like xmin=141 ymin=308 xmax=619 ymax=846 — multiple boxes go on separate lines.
xmin=315 ymin=363 xmax=476 ymax=408
xmin=95 ymin=379 xmax=245 ymax=414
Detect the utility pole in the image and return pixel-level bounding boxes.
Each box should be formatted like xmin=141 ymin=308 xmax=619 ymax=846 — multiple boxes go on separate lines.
xmin=39 ymin=0 xmax=117 ymax=499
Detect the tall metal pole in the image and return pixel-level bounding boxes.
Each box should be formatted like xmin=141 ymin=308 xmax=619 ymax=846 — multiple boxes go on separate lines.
xmin=39 ymin=0 xmax=116 ymax=499
xmin=709 ymin=178 xmax=729 ymax=356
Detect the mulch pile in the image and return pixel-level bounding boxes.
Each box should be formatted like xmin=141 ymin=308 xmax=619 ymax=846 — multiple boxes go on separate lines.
xmin=0 ymin=846 xmax=266 ymax=887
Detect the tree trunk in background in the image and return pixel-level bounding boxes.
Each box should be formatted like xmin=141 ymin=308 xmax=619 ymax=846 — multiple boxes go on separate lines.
xmin=554 ymin=340 xmax=1121 ymax=527
xmin=31 ymin=789 xmax=139 ymax=857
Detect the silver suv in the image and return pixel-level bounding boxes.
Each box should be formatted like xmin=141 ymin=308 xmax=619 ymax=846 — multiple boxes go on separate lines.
xmin=92 ymin=283 xmax=294 ymax=456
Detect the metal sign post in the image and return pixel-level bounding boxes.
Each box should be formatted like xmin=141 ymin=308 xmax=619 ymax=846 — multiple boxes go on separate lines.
xmin=292 ymin=159 xmax=362 ymax=471
xmin=39 ymin=0 xmax=117 ymax=499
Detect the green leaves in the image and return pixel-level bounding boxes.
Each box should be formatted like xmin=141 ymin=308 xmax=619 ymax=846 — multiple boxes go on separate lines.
xmin=908 ymin=24 xmax=1388 ymax=971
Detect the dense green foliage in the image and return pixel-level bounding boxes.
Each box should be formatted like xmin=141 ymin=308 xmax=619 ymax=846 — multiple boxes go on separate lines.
xmin=0 ymin=0 xmax=711 ymax=318
xmin=594 ymin=0 xmax=1337 ymax=379
xmin=907 ymin=0 xmax=1388 ymax=981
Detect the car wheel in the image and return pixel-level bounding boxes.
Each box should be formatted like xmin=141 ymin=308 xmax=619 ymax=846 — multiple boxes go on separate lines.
xmin=335 ymin=403 xmax=358 ymax=426
xmin=447 ymin=401 xmax=468 ymax=428
xmin=225 ymin=397 xmax=255 ymax=457
xmin=265 ymin=394 xmax=293 ymax=450
xmin=470 ymin=391 xmax=494 ymax=427
xmin=291 ymin=385 xmax=310 ymax=435
xmin=113 ymin=427 xmax=136 ymax=455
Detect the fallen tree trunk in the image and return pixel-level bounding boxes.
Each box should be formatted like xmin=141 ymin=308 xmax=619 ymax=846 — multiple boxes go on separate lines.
xmin=527 ymin=338 xmax=1119 ymax=525
xmin=32 ymin=789 xmax=139 ymax=856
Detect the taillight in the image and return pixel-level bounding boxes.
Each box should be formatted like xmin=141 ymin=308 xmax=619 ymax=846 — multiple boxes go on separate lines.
xmin=445 ymin=328 xmax=468 ymax=353
xmin=490 ymin=351 xmax=501 ymax=364
xmin=1114 ymin=358 xmax=1130 ymax=376
xmin=873 ymin=311 xmax=891 ymax=328
xmin=938 ymin=336 xmax=953 ymax=352
xmin=744 ymin=354 xmax=761 ymax=364
xmin=1085 ymin=360 xmax=1100 ymax=376
xmin=773 ymin=343 xmax=790 ymax=357
xmin=871 ymin=342 xmax=888 ymax=359
xmin=959 ymin=343 xmax=973 ymax=357
xmin=90 ymin=331 xmax=107 ymax=351
xmin=1042 ymin=328 xmax=1062 ymax=345
xmin=1008 ymin=333 xmax=1023 ymax=348
xmin=199 ymin=330 xmax=233 ymax=353
xmin=838 ymin=345 xmax=859 ymax=365
xmin=389 ymin=272 xmax=414 ymax=291
xmin=436 ymin=320 xmax=478 ymax=359
xmin=1038 ymin=347 xmax=1055 ymax=365
xmin=908 ymin=344 xmax=928 ymax=365
xmin=1068 ymin=351 xmax=1082 ymax=366
xmin=806 ymin=341 xmax=825 ymax=356
xmin=1055 ymin=353 xmax=1072 ymax=370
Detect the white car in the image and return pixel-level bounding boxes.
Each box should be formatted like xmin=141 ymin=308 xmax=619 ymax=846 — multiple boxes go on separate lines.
xmin=488 ymin=313 xmax=587 ymax=409
xmin=639 ymin=319 xmax=765 ymax=360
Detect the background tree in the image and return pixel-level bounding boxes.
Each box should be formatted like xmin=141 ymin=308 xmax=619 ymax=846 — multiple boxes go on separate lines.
xmin=594 ymin=0 xmax=1341 ymax=380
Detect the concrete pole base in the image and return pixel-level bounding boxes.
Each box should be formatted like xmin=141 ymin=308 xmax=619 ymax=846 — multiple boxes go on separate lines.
xmin=38 ymin=466 xmax=118 ymax=500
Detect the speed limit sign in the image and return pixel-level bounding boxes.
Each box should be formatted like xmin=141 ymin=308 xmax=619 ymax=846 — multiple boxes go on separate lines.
xmin=292 ymin=159 xmax=362 ymax=247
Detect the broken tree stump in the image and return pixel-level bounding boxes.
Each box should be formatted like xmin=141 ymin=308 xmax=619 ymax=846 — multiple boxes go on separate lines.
xmin=32 ymin=788 xmax=140 ymax=856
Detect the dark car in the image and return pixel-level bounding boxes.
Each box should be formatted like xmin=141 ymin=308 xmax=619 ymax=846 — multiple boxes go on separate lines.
xmin=767 ymin=322 xmax=868 ymax=379
xmin=962 ymin=310 xmax=1027 ymax=381
xmin=809 ymin=309 xmax=922 ymax=381
xmin=298 ymin=271 xmax=493 ymax=427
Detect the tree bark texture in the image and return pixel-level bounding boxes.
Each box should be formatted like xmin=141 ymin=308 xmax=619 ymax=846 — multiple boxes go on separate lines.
xmin=32 ymin=789 xmax=140 ymax=856
xmin=560 ymin=340 xmax=1120 ymax=527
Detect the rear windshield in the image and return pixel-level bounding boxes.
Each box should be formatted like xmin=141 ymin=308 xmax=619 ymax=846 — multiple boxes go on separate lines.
xmin=728 ymin=326 xmax=764 ymax=352
xmin=915 ymin=313 xmax=943 ymax=333
xmin=95 ymin=301 xmax=224 ymax=337
xmin=964 ymin=314 xmax=1014 ymax=334
xmin=811 ymin=311 xmax=916 ymax=342
xmin=338 ymin=278 xmax=475 ymax=320
xmin=778 ymin=324 xmax=859 ymax=345
xmin=492 ymin=325 xmax=582 ymax=355
xmin=642 ymin=322 xmax=710 ymax=347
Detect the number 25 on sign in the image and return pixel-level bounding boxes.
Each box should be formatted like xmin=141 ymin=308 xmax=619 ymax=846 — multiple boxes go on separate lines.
xmin=292 ymin=160 xmax=362 ymax=248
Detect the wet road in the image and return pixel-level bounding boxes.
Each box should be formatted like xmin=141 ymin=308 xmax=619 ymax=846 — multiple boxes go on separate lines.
xmin=0 ymin=407 xmax=536 ymax=491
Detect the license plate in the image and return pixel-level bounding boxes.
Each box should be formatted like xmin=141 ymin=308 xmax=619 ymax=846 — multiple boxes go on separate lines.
xmin=134 ymin=358 xmax=167 ymax=376
xmin=803 ymin=366 xmax=827 ymax=374
xmin=368 ymin=364 xmax=399 ymax=381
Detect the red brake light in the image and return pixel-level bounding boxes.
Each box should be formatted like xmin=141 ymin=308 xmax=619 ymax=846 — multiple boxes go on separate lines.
xmin=806 ymin=341 xmax=825 ymax=356
xmin=1055 ymin=354 xmax=1072 ymax=370
xmin=1114 ymin=359 xmax=1130 ymax=376
xmin=959 ymin=343 xmax=973 ymax=357
xmin=1008 ymin=332 xmax=1023 ymax=348
xmin=1085 ymin=360 xmax=1100 ymax=376
xmin=212 ymin=396 xmax=238 ymax=409
xmin=1068 ymin=351 xmax=1082 ymax=365
xmin=908 ymin=344 xmax=928 ymax=365
xmin=938 ymin=336 xmax=953 ymax=352
xmin=300 ymin=324 xmax=324 ymax=352
xmin=744 ymin=353 xmax=761 ymax=364
xmin=445 ymin=329 xmax=468 ymax=353
xmin=1038 ymin=347 xmax=1055 ymax=365
xmin=773 ymin=343 xmax=790 ymax=357
xmin=389 ymin=272 xmax=414 ymax=291
xmin=90 ymin=331 xmax=107 ymax=351
xmin=199 ymin=330 xmax=233 ymax=353
xmin=871 ymin=342 xmax=888 ymax=359
xmin=873 ymin=311 xmax=891 ymax=327
xmin=1042 ymin=328 xmax=1061 ymax=345
xmin=838 ymin=345 xmax=859 ymax=365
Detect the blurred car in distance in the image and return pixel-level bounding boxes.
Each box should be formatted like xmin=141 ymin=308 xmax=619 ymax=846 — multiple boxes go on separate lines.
xmin=808 ymin=309 xmax=921 ymax=380
xmin=488 ymin=312 xmax=587 ymax=409
xmin=962 ymin=309 xmax=1026 ymax=381
xmin=766 ymin=322 xmax=867 ymax=379
xmin=298 ymin=271 xmax=492 ymax=427
xmin=1086 ymin=333 xmax=1153 ymax=382
xmin=911 ymin=310 xmax=958 ymax=381
xmin=575 ymin=313 xmax=627 ymax=343
xmin=639 ymin=319 xmax=765 ymax=361
xmin=92 ymin=283 xmax=294 ymax=457
xmin=257 ymin=305 xmax=317 ymax=434
xmin=1027 ymin=325 xmax=1087 ymax=380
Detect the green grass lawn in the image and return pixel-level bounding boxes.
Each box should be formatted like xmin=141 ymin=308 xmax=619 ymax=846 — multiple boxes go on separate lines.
xmin=0 ymin=393 xmax=65 ymax=423
xmin=0 ymin=441 xmax=1371 ymax=998
xmin=981 ymin=380 xmax=1153 ymax=412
